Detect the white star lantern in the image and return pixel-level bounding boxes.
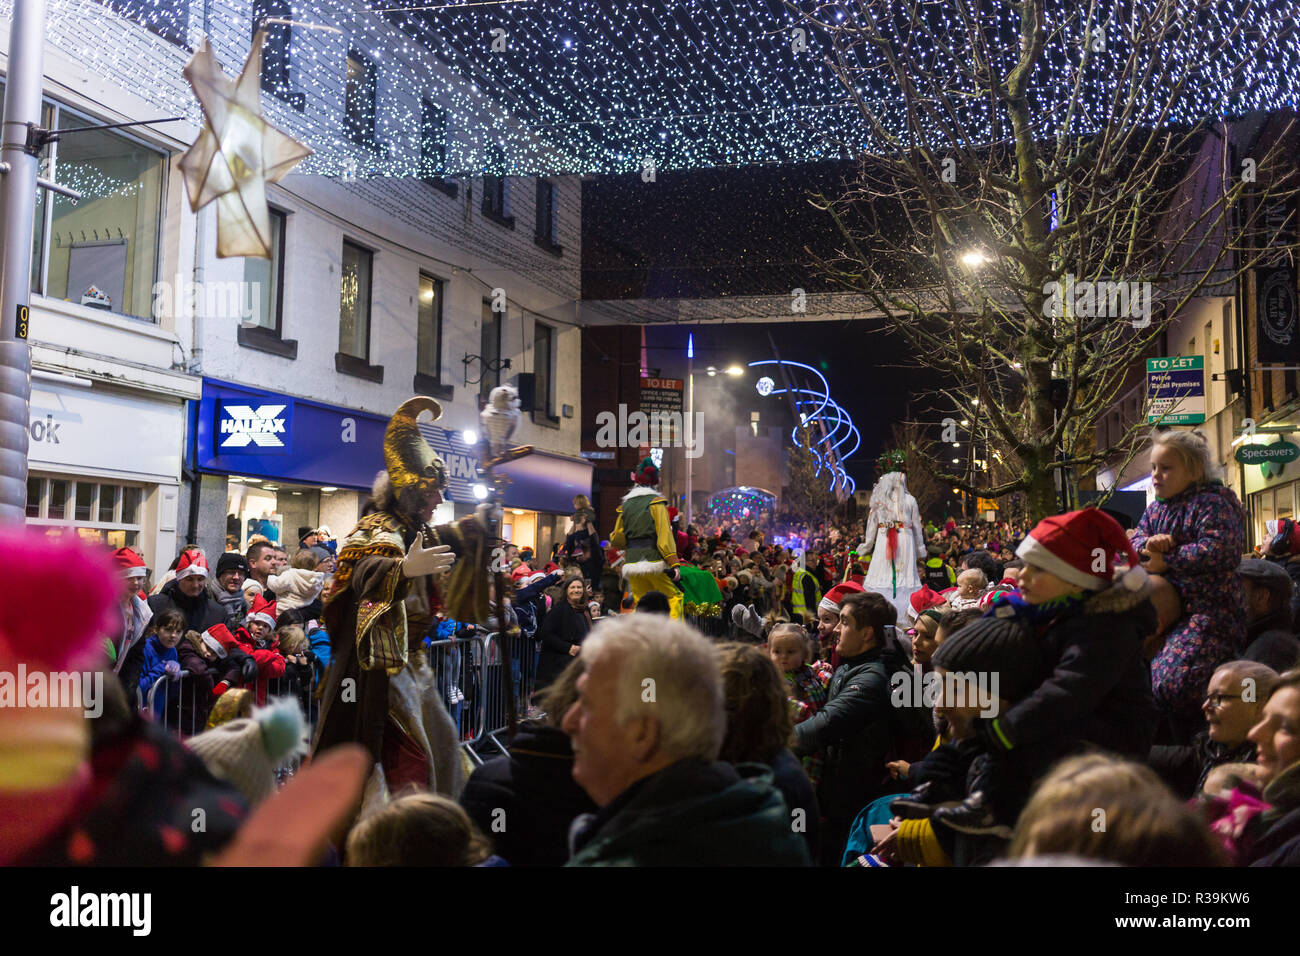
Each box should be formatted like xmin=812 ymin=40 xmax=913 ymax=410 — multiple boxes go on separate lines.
xmin=179 ymin=32 xmax=312 ymax=258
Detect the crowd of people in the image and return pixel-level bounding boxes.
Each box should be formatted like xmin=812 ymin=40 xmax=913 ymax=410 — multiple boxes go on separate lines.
xmin=5 ymin=427 xmax=1300 ymax=868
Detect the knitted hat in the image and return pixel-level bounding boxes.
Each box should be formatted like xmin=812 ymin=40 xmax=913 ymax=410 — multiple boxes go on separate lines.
xmin=1015 ymin=508 xmax=1145 ymax=593
xmin=818 ymin=581 xmax=864 ymax=614
xmin=245 ymin=594 xmax=278 ymax=630
xmin=307 ymin=545 xmax=332 ymax=566
xmin=907 ymin=585 xmax=946 ymax=623
xmin=174 ymin=549 xmax=209 ymax=581
xmin=113 ymin=547 xmax=147 ymax=579
xmin=631 ymin=456 xmax=659 ymax=486
xmin=930 ymin=615 xmax=1043 ymax=701
xmin=215 ymin=552 xmax=250 ymax=579
xmin=187 ymin=699 xmax=307 ymax=806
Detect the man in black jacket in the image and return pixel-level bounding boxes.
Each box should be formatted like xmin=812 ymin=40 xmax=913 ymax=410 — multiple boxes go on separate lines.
xmin=793 ymin=590 xmax=900 ymax=865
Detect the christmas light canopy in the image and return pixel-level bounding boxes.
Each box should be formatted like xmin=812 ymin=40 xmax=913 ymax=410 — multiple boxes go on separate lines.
xmin=31 ymin=0 xmax=1300 ymax=178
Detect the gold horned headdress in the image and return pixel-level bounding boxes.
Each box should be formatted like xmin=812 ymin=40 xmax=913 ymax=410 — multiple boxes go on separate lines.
xmin=384 ymin=397 xmax=448 ymax=494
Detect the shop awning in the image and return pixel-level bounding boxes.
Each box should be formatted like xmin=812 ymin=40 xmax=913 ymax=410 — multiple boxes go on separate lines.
xmin=495 ymin=449 xmax=593 ymax=515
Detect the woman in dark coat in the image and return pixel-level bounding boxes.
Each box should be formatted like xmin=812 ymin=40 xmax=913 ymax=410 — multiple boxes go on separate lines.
xmin=563 ymin=495 xmax=604 ymax=586
xmin=534 ymin=578 xmax=592 ymax=692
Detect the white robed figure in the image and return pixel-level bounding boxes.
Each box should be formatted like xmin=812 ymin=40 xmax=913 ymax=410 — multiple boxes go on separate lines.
xmin=858 ymin=471 xmax=926 ymax=620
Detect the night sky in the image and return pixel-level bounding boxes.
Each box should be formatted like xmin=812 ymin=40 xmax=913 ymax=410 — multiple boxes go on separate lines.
xmin=583 ymin=162 xmax=934 ymax=489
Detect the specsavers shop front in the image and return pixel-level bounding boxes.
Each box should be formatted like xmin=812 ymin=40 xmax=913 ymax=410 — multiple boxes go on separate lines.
xmin=193 ymin=380 xmax=592 ymax=556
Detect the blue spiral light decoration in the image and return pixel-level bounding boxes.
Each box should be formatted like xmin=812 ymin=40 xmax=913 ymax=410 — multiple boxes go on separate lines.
xmin=749 ymin=359 xmax=858 ymax=497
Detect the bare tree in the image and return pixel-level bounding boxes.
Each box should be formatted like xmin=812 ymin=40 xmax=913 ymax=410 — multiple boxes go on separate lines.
xmin=783 ymin=424 xmax=843 ymax=523
xmin=797 ymin=0 xmax=1298 ymax=521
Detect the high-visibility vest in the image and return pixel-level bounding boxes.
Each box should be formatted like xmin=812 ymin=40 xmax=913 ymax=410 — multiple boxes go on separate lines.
xmin=791 ymin=569 xmax=821 ymax=618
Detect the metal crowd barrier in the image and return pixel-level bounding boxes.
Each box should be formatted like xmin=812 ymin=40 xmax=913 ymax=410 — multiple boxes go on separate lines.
xmin=425 ymin=631 xmax=540 ymax=765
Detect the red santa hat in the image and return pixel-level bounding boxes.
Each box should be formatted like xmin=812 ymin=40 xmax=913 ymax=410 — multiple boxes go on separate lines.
xmin=1016 ymin=508 xmax=1146 ymax=593
xmin=112 ymin=546 xmax=147 ymax=579
xmin=818 ymin=581 xmax=864 ymax=615
xmin=174 ymin=549 xmax=208 ymax=581
xmin=907 ymin=585 xmax=947 ymax=623
xmin=245 ymin=594 xmax=278 ymax=630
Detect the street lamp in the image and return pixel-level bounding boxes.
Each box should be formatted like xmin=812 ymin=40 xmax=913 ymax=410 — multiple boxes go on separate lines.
xmin=960 ymin=249 xmax=989 ymax=268
xmin=725 ymin=365 xmax=743 ymax=376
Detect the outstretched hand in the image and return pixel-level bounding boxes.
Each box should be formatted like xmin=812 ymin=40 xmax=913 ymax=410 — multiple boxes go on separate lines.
xmin=402 ymin=531 xmax=455 ymax=579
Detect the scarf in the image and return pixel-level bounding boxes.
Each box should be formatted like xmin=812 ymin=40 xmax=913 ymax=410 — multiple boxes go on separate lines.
xmin=988 ymin=590 xmax=1089 ymax=629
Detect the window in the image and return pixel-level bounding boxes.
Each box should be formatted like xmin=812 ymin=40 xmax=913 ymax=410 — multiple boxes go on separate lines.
xmin=417 ymin=273 xmax=443 ymax=380
xmin=534 ymin=321 xmax=556 ymax=420
xmin=345 ymin=51 xmax=378 ymax=147
xmin=253 ymin=0 xmax=302 ymax=108
xmin=420 ymin=100 xmax=457 ymax=197
xmin=94 ymin=0 xmax=189 ymax=48
xmin=480 ymin=299 xmax=502 ymax=402
xmin=482 ymin=146 xmax=513 ymax=226
xmin=32 ymin=102 xmax=164 ymax=321
xmin=535 ymin=179 xmax=561 ymax=252
xmin=25 ymin=474 xmax=144 ymax=549
xmin=339 ymin=241 xmax=373 ymax=360
xmin=244 ymin=208 xmax=286 ymax=332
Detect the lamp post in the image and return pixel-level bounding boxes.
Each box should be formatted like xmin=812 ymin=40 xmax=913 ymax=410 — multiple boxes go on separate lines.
xmin=685 ymin=332 xmax=693 ymax=528
xmin=0 ymin=0 xmax=47 ymax=524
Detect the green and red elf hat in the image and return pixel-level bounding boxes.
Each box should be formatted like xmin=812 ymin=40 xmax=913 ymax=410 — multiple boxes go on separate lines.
xmin=631 ymin=456 xmax=659 ymax=486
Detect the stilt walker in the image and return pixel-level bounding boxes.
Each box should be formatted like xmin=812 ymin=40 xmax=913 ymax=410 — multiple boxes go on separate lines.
xmin=611 ymin=457 xmax=684 ymax=619
xmin=312 ymin=397 xmax=495 ymax=810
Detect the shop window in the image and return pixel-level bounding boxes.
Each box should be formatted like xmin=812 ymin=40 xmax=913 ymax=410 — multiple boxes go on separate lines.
xmin=34 ymin=102 xmax=164 ymax=321
xmin=25 ymin=474 xmax=144 ymax=550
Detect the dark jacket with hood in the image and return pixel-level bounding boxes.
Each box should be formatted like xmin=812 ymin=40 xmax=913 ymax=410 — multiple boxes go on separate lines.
xmin=460 ymin=722 xmax=597 ymax=866
xmin=1150 ymin=732 xmax=1256 ymax=799
xmin=976 ymin=581 xmax=1158 ymax=762
xmin=792 ymin=645 xmax=895 ymax=823
xmin=565 ymin=759 xmax=810 ymax=866
xmin=148 ymin=580 xmax=227 ymax=636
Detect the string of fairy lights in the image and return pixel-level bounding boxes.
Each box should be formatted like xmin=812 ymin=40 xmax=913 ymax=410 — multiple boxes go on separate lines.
xmin=15 ymin=0 xmax=1300 ymax=178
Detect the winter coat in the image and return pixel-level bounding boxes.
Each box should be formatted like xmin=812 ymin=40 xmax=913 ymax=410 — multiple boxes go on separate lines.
xmin=1131 ymin=482 xmax=1247 ymax=725
xmin=460 ymin=723 xmax=597 ymax=866
xmin=766 ymin=747 xmax=821 ymax=860
xmin=307 ymin=623 xmax=332 ymax=685
xmin=1149 ymin=732 xmax=1256 ymax=799
xmin=147 ymin=580 xmax=227 ymax=636
xmin=113 ymin=594 xmax=151 ymax=673
xmin=977 ymin=581 xmax=1158 ymax=763
xmin=792 ymin=647 xmax=896 ymax=823
xmin=565 ymin=759 xmax=811 ymax=866
xmin=137 ymin=635 xmax=179 ymax=717
xmin=535 ymin=600 xmax=591 ymax=691
xmin=207 ymin=623 xmax=286 ymax=706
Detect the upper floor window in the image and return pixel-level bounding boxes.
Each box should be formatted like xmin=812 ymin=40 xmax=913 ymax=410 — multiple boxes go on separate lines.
xmin=95 ymin=0 xmax=189 ymax=48
xmin=417 ymin=273 xmax=444 ymax=381
xmin=339 ymin=240 xmax=373 ymax=360
xmin=32 ymin=101 xmax=164 ymax=321
xmin=420 ymin=99 xmax=458 ymax=197
xmin=345 ymin=51 xmax=378 ymax=147
xmin=244 ymin=208 xmax=286 ymax=332
xmin=253 ymin=0 xmax=302 ymax=108
xmin=480 ymin=299 xmax=502 ymax=402
xmin=482 ymin=145 xmax=513 ymax=226
xmin=535 ymin=179 xmax=561 ymax=253
xmin=534 ymin=321 xmax=556 ymax=420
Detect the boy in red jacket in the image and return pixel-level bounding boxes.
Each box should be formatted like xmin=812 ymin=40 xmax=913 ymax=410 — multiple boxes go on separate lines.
xmin=206 ymin=594 xmax=286 ymax=705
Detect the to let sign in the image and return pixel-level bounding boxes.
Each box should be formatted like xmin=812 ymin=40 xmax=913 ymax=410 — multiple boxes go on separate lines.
xmin=1146 ymin=356 xmax=1206 ymax=425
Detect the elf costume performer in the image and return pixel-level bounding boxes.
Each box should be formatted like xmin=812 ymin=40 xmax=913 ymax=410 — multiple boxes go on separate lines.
xmin=610 ymin=457 xmax=685 ymax=619
xmin=859 ymin=455 xmax=926 ymax=621
xmin=312 ymin=396 xmax=495 ymax=806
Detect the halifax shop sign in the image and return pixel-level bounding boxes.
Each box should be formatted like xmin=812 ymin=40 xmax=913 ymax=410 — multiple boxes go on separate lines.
xmin=193 ymin=380 xmax=482 ymax=501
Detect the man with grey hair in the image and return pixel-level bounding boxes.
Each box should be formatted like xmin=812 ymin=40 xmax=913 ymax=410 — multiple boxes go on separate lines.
xmin=561 ymin=615 xmax=809 ymax=866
